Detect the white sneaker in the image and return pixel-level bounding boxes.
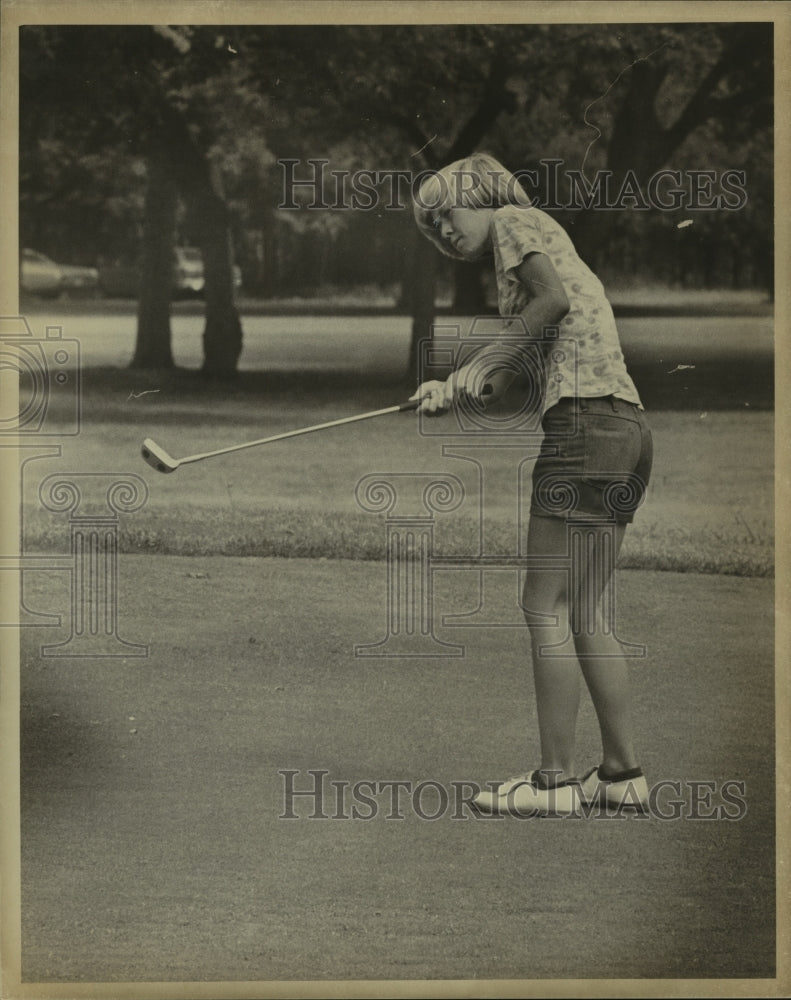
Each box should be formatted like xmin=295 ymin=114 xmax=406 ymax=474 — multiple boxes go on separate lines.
xmin=578 ymin=764 xmax=649 ymax=813
xmin=471 ymin=770 xmax=580 ymax=817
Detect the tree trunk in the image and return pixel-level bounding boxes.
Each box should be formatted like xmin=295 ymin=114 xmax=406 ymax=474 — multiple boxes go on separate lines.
xmin=401 ymin=49 xmax=518 ymax=382
xmin=451 ymin=259 xmax=489 ymax=313
xmin=570 ymin=51 xmax=742 ymax=268
xmin=192 ymin=173 xmax=243 ymax=377
xmin=260 ymin=214 xmax=278 ymax=299
xmin=130 ymin=147 xmax=176 ymax=369
xmin=162 ymin=103 xmax=243 ymax=377
xmin=405 ymin=231 xmax=438 ymax=386
xmin=130 ymin=102 xmax=243 ymax=375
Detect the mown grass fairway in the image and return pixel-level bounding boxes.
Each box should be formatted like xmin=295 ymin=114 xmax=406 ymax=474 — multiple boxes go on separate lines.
xmin=23 ymin=369 xmax=774 ymax=576
xmin=20 ymin=560 xmax=774 ymax=982
xmin=14 ymin=311 xmax=776 ymax=987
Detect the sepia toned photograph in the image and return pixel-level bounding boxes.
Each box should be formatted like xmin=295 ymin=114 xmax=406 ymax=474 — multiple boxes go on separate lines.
xmin=0 ymin=1 xmax=785 ymax=996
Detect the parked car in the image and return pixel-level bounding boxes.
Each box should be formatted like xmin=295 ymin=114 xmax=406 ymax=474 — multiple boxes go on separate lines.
xmin=20 ymin=249 xmax=61 ymax=297
xmin=21 ymin=249 xmax=99 ymax=298
xmin=60 ymin=261 xmax=101 ymax=296
xmin=99 ymin=247 xmax=242 ymax=298
xmin=19 ymin=248 xmax=99 ymax=298
xmin=172 ymin=246 xmax=205 ymax=296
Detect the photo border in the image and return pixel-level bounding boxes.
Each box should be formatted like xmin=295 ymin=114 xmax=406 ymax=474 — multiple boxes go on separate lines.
xmin=1 ymin=2 xmax=787 ymax=997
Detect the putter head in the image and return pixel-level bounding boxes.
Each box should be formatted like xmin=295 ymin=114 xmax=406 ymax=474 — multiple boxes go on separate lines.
xmin=141 ymin=438 xmax=179 ymax=474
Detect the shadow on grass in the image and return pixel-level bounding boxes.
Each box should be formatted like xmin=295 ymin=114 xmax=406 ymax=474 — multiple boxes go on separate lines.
xmin=80 ymin=366 xmax=418 ymax=421
xmin=73 ymin=360 xmax=773 ymax=426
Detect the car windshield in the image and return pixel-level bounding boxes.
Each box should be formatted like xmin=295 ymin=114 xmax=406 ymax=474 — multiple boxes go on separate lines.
xmin=178 ymin=248 xmax=202 ymax=262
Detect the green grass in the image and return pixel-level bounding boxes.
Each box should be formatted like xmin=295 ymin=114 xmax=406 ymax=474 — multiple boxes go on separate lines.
xmin=18 ymin=369 xmax=774 ymax=576
xmin=619 ymin=521 xmax=773 ymax=576
xmin=21 ymin=504 xmax=773 ymax=576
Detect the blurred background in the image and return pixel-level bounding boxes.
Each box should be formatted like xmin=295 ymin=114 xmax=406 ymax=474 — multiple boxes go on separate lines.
xmin=19 ymin=22 xmax=773 ymax=376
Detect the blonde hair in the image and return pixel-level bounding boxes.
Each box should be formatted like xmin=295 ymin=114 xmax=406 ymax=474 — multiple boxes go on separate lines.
xmin=413 ymin=152 xmax=534 ymax=259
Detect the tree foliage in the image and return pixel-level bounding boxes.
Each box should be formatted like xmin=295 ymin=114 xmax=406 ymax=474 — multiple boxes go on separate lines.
xmin=21 ymin=24 xmax=245 ymax=373
xmin=20 ymin=21 xmax=773 ymax=377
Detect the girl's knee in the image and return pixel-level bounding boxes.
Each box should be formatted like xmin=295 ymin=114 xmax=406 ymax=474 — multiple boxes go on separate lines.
xmin=522 ymin=585 xmax=568 ymax=634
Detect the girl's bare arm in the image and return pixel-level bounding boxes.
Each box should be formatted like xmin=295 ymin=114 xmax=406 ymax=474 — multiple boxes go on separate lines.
xmin=413 ymin=253 xmax=570 ymax=412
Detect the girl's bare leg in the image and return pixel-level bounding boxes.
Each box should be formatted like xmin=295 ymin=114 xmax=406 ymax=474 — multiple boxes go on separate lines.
xmin=523 ymin=514 xmax=639 ymax=779
xmin=522 ymin=514 xmax=582 ymax=781
xmin=573 ymin=521 xmax=639 ymax=774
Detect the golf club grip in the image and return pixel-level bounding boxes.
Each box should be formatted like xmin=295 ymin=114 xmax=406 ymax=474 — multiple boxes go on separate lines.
xmin=401 ymin=385 xmax=493 ymax=412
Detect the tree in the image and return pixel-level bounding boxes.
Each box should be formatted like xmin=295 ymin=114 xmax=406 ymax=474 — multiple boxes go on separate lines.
xmin=131 ymin=141 xmax=177 ymax=370
xmin=20 ymin=25 xmax=245 ymax=375
xmin=548 ymin=23 xmax=773 ymax=269
xmin=21 ymin=22 xmax=773 ymax=381
xmin=242 ymin=24 xmax=532 ymax=380
xmin=240 ymin=22 xmax=772 ymax=376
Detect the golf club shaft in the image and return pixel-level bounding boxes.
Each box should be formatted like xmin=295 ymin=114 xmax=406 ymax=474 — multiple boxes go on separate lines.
xmin=178 ymin=399 xmax=420 ymax=466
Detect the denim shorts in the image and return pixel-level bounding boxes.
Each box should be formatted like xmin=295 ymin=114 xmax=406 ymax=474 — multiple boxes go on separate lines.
xmin=530 ymin=396 xmax=653 ymax=524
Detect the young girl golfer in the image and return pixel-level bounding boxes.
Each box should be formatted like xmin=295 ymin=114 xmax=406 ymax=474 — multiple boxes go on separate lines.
xmin=411 ymin=152 xmax=653 ymax=816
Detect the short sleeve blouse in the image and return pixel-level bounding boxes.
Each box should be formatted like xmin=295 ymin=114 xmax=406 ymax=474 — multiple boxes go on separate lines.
xmin=490 ymin=205 xmax=642 ymax=413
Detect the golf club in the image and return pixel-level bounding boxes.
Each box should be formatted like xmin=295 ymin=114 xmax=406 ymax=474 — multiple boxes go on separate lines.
xmin=141 ymin=398 xmax=424 ymax=474
xmin=141 ymin=386 xmax=494 ymax=474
